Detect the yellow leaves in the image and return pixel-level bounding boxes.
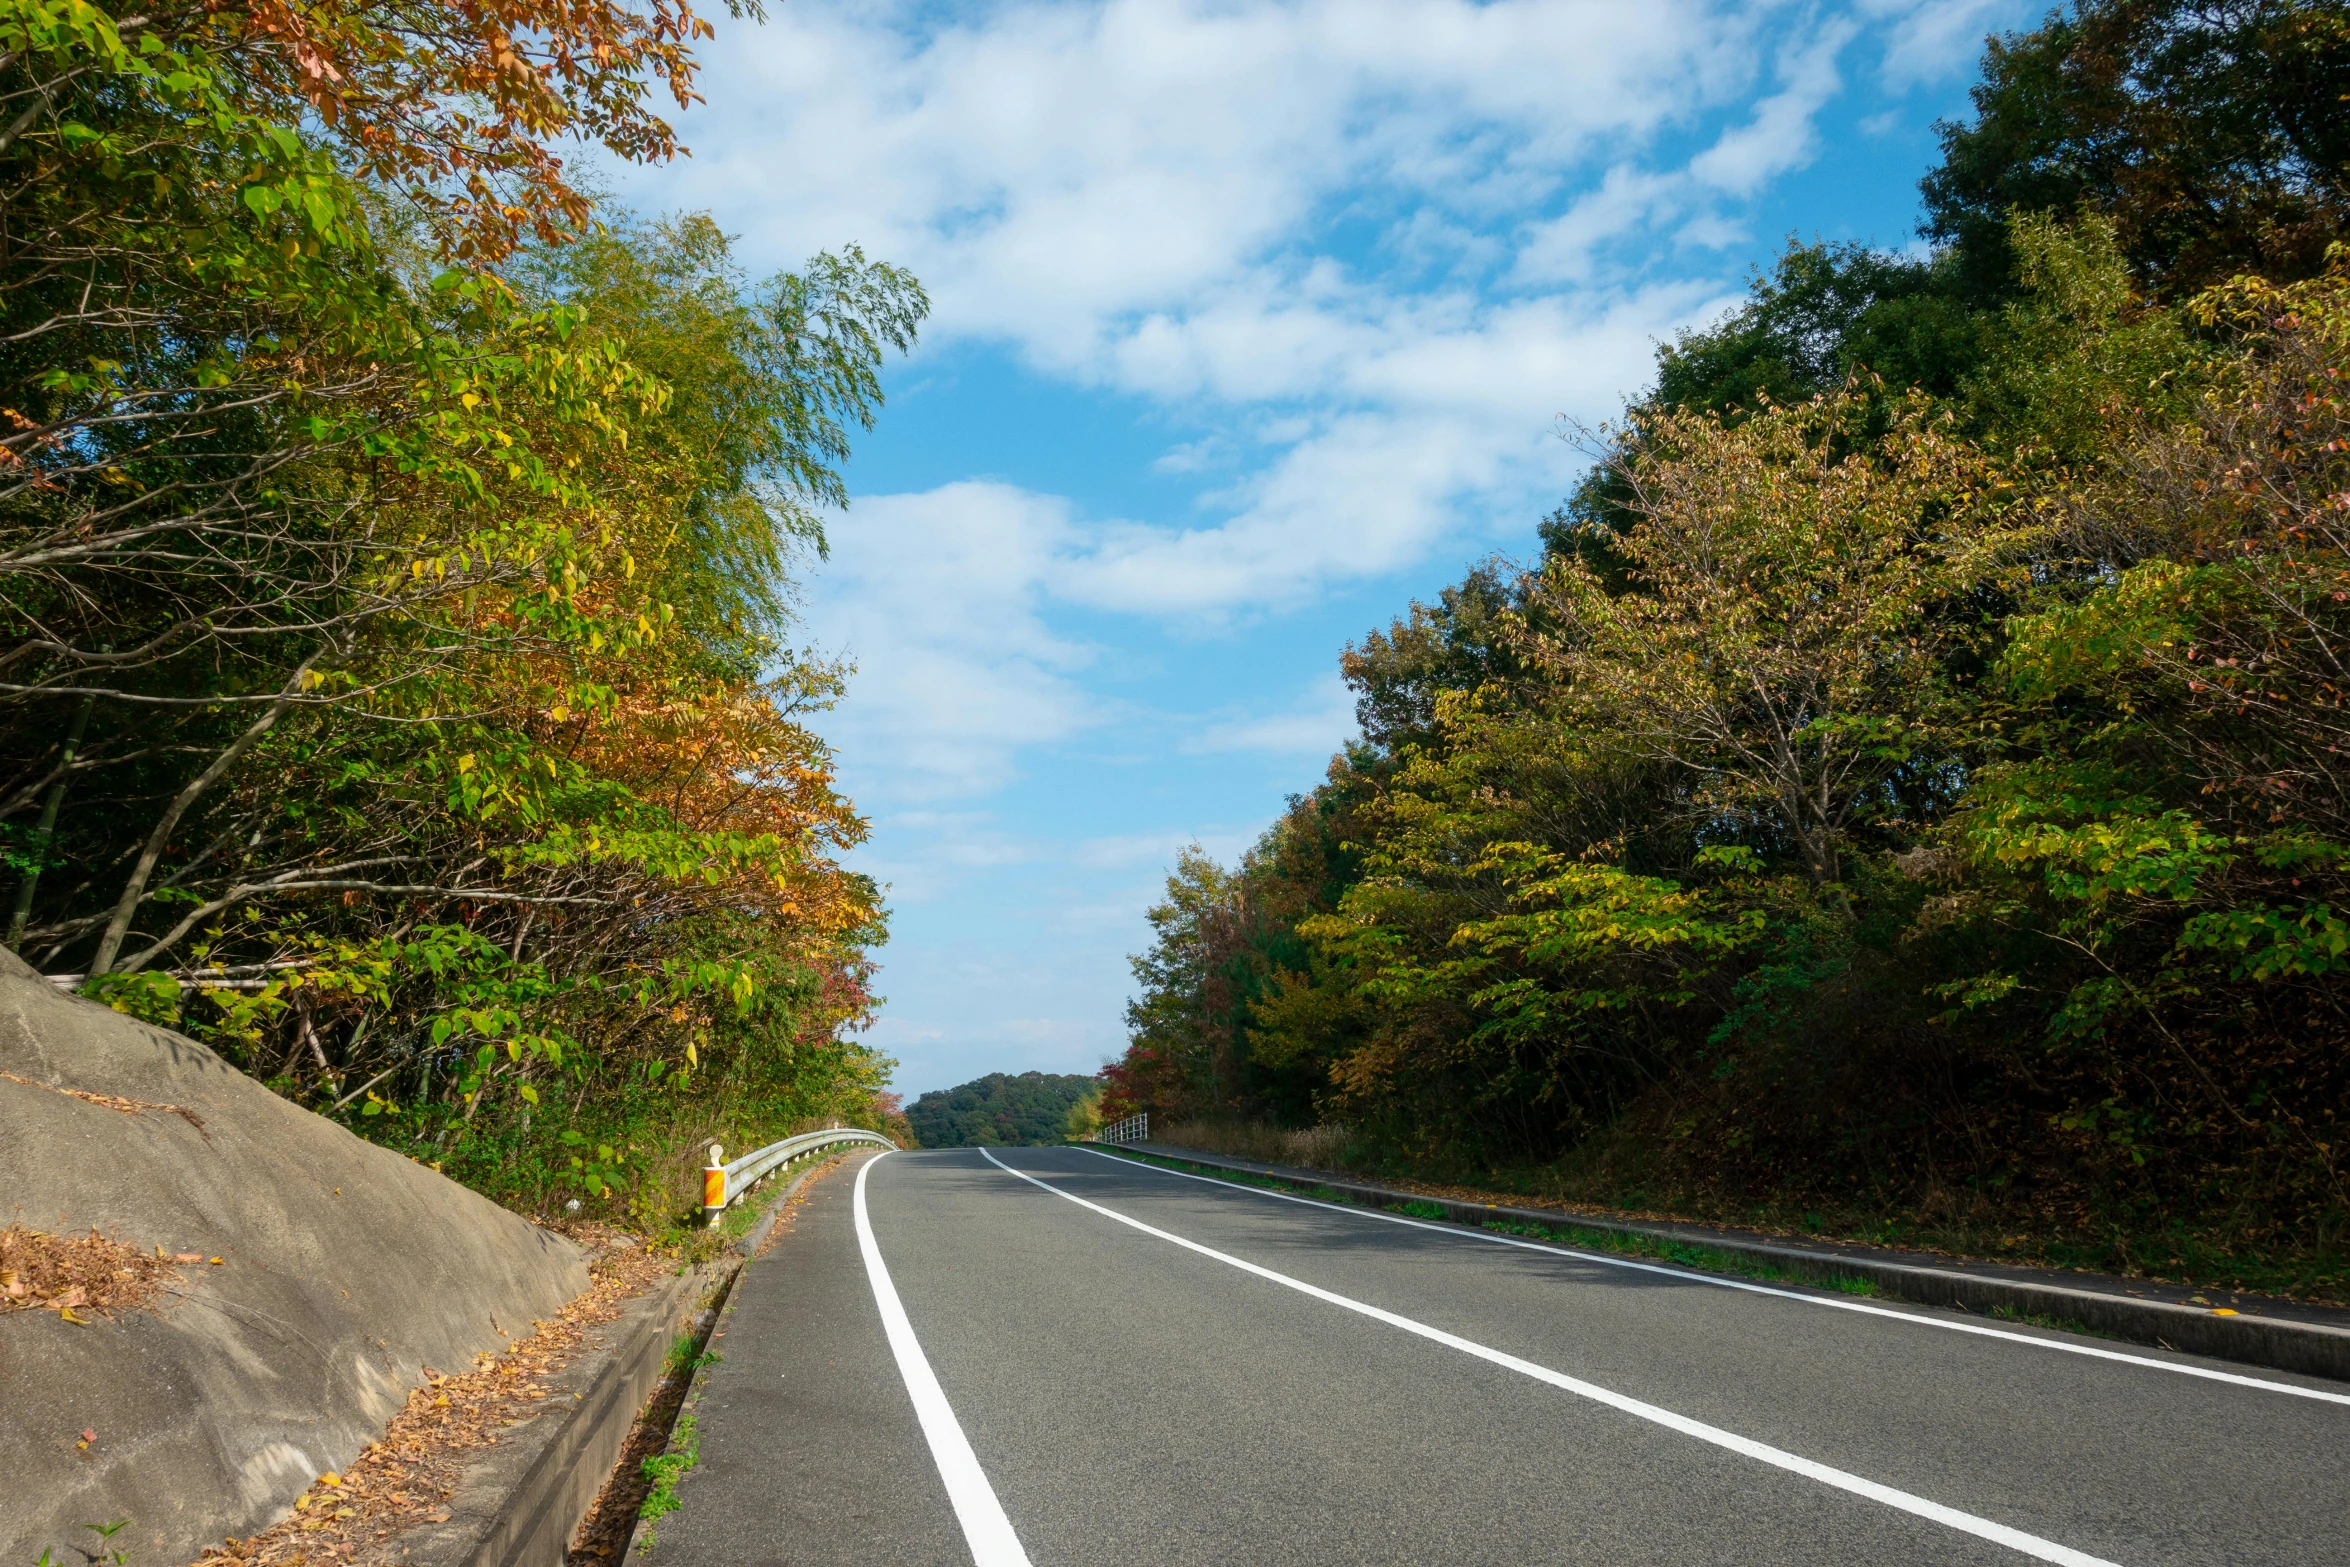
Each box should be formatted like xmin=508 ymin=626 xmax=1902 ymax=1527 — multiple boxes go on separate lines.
xmin=57 ymin=1306 xmax=88 ymax=1324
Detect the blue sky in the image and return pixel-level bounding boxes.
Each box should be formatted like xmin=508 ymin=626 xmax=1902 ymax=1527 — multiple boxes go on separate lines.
xmin=609 ymin=0 xmax=2038 ymax=1098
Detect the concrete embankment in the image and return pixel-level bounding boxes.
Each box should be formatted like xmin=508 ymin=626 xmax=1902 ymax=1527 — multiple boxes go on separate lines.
xmin=0 ymin=948 xmax=587 ymax=1567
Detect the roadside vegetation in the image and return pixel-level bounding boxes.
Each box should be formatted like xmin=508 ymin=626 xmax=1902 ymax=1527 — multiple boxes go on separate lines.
xmin=0 ymin=0 xmax=915 ymax=1224
xmin=1104 ymin=0 xmax=2350 ymax=1301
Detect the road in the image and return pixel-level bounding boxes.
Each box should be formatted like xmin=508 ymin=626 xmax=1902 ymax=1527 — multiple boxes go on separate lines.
xmin=646 ymin=1147 xmax=2350 ymax=1567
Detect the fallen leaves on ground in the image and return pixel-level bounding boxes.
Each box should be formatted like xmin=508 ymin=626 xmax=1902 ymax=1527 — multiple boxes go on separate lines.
xmin=191 ymin=1228 xmax=675 ymax=1567
xmin=0 ymin=1224 xmax=178 ymax=1317
xmin=0 ymin=1069 xmax=205 ymax=1129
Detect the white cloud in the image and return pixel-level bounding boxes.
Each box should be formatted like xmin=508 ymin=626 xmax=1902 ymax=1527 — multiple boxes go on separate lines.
xmin=1186 ymin=672 xmax=1359 ymax=757
xmin=635 ymin=0 xmax=1977 ymax=807
xmin=806 ymin=481 xmax=1100 ymax=800
xmin=1858 ymin=0 xmax=2024 ymax=90
xmin=629 ymin=0 xmax=1787 ymax=382
xmin=1690 ymin=23 xmax=1856 ymax=196
xmin=1073 ymin=831 xmax=1195 ymax=870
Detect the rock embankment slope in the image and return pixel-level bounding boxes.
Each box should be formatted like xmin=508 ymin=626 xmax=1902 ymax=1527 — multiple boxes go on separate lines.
xmin=0 ymin=949 xmax=587 ymax=1566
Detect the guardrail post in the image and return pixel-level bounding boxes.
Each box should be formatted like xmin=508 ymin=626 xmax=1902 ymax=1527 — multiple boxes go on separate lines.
xmin=703 ymin=1143 xmax=726 ymax=1228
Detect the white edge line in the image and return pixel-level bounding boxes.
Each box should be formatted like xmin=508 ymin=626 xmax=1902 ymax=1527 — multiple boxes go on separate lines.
xmin=1081 ymin=1146 xmax=2350 ymax=1408
xmin=853 ymin=1151 xmax=1033 ymax=1567
xmin=988 ymin=1148 xmax=2120 ymax=1567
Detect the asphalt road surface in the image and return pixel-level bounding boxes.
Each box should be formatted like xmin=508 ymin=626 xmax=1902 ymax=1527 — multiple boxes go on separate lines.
xmin=647 ymin=1147 xmax=2350 ymax=1567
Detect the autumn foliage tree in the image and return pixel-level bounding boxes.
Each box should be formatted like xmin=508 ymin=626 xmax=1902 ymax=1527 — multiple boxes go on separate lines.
xmin=1 ymin=0 xmax=922 ymax=1217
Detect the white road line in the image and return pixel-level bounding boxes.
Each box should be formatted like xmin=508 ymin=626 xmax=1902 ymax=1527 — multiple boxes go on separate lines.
xmin=1081 ymin=1145 xmax=2350 ymax=1408
xmin=986 ymin=1149 xmax=2120 ymax=1567
xmin=854 ymin=1152 xmax=1033 ymax=1567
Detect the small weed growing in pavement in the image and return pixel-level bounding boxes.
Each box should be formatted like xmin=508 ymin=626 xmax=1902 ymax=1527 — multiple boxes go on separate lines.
xmin=1387 ymin=1200 xmax=1449 ymax=1220
xmin=663 ymin=1334 xmax=721 ymax=1378
xmin=635 ymin=1409 xmax=701 ymax=1547
xmin=39 ymin=1522 xmax=132 ymax=1567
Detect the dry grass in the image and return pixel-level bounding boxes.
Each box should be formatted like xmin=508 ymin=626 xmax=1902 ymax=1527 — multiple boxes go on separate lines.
xmin=1154 ymin=1120 xmax=1351 ymax=1171
xmin=0 ymin=1223 xmax=183 ymax=1320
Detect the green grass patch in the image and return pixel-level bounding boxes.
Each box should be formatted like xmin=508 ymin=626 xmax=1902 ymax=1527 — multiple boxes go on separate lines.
xmin=662 ymin=1332 xmax=721 ymax=1379
xmin=634 ymin=1407 xmax=699 ymax=1546
xmin=1987 ymin=1303 xmax=2111 ymax=1339
xmin=1481 ymin=1215 xmax=1879 ymax=1295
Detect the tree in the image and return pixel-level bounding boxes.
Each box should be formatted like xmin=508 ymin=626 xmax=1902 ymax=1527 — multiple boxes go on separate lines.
xmin=2 ymin=0 xmax=929 ymax=1216
xmin=1925 ymin=0 xmax=2350 ymax=300
xmin=1537 ymin=389 xmax=2023 ymax=887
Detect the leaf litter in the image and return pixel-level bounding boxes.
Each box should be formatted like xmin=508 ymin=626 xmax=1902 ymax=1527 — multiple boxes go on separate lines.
xmin=0 ymin=1224 xmax=179 ymax=1317
xmin=191 ymin=1227 xmax=674 ymax=1566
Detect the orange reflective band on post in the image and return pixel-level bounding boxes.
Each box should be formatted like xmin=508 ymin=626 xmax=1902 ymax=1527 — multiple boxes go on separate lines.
xmin=704 ymin=1166 xmax=726 ymax=1211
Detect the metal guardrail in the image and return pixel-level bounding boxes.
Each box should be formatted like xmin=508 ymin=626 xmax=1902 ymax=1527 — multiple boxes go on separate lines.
xmin=1083 ymin=1111 xmax=1148 ymax=1146
xmin=701 ymin=1125 xmax=897 ymax=1226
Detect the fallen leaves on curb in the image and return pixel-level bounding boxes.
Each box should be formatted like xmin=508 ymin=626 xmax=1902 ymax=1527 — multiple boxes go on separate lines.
xmin=190 ymin=1230 xmax=675 ymax=1567
xmin=0 ymin=1224 xmax=178 ymax=1318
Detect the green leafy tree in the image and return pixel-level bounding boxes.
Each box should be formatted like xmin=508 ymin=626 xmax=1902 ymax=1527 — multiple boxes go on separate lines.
xmin=1925 ymin=0 xmax=2350 ymax=300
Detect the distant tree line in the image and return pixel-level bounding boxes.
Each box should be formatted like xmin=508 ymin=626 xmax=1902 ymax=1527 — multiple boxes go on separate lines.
xmin=907 ymin=1072 xmax=1101 ymax=1147
xmin=1105 ymin=0 xmax=2350 ymax=1296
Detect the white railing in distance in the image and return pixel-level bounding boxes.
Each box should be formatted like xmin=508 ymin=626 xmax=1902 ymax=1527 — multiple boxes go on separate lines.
xmin=702 ymin=1125 xmax=897 ymax=1226
xmin=1085 ymin=1111 xmax=1147 ymax=1146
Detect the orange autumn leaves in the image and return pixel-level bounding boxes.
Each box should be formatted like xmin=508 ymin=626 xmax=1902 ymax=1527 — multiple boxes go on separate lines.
xmin=197 ymin=0 xmax=718 ymax=257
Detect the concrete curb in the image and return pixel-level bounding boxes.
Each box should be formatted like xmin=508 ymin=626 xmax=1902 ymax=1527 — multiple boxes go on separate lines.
xmin=1104 ymin=1143 xmax=2350 ymax=1385
xmin=617 ymin=1150 xmax=878 ymax=1562
xmin=403 ymin=1157 xmax=850 ymax=1566
xmin=404 ymin=1257 xmax=724 ymax=1567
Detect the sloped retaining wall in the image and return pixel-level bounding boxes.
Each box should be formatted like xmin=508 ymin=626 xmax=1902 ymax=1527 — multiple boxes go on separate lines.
xmin=0 ymin=950 xmax=588 ymax=1567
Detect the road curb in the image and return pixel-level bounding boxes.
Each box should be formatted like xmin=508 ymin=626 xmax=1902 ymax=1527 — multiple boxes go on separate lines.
xmin=1102 ymin=1143 xmax=2350 ymax=1385
xmin=403 ymin=1256 xmax=723 ymax=1567
xmin=406 ymin=1155 xmax=859 ymax=1567
xmin=614 ymin=1152 xmax=865 ymax=1562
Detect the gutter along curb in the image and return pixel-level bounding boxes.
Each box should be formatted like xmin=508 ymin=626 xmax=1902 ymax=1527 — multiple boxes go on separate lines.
xmin=409 ymin=1156 xmax=848 ymax=1567
xmin=403 ymin=1258 xmax=720 ymax=1567
xmin=1103 ymin=1143 xmax=2350 ymax=1385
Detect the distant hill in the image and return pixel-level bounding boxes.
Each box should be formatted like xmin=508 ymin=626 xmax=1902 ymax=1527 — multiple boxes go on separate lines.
xmin=906 ymin=1071 xmax=1099 ymax=1147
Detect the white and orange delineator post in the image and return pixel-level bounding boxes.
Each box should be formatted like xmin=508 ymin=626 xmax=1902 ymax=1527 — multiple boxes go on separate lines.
xmin=702 ymin=1144 xmax=726 ymax=1228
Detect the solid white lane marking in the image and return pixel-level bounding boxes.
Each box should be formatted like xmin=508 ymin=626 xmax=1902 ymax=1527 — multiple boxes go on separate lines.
xmin=1081 ymin=1146 xmax=2350 ymax=1408
xmin=984 ymin=1148 xmax=2118 ymax=1567
xmin=854 ymin=1153 xmax=1033 ymax=1567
